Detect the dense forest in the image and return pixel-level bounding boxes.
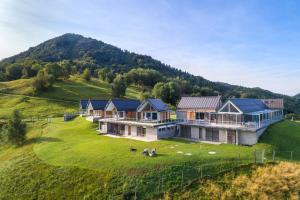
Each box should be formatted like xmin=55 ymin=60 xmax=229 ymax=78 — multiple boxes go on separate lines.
xmin=0 ymin=33 xmax=299 ymax=113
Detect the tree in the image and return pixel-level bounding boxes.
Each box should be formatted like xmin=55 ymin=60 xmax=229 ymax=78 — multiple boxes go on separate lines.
xmin=112 ymin=75 xmax=127 ymax=97
xmin=139 ymin=91 xmax=153 ymax=101
xmin=5 ymin=64 xmax=23 ymax=80
xmin=98 ymin=67 xmax=109 ymax=81
xmin=125 ymin=68 xmax=163 ymax=87
xmin=106 ymin=71 xmax=116 ymax=83
xmin=32 ymin=70 xmax=54 ymax=94
xmin=44 ymin=63 xmax=61 ymax=79
xmin=0 ymin=72 xmax=7 ymax=81
xmin=60 ymin=60 xmax=72 ymax=80
xmin=82 ymin=68 xmax=91 ymax=81
xmin=152 ymin=81 xmax=180 ymax=105
xmin=2 ymin=110 xmax=27 ymax=146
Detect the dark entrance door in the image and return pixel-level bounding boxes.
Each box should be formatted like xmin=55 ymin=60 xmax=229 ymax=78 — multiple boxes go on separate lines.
xmin=128 ymin=126 xmax=131 ymax=136
xmin=227 ymin=130 xmax=236 ymax=144
xmin=180 ymin=125 xmax=191 ymax=138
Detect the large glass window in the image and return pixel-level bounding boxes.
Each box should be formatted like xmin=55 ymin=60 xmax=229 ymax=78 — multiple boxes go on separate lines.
xmin=152 ymin=113 xmax=158 ymax=120
xmin=118 ymin=111 xmax=124 ymax=118
xmin=146 ymin=112 xmax=151 ymax=119
xmin=196 ymin=112 xmax=205 ymax=120
xmin=229 ymin=104 xmax=239 ymax=113
xmin=206 ymin=128 xmax=219 ymax=142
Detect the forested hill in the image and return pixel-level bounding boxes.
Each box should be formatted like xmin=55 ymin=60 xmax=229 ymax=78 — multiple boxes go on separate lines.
xmin=0 ymin=33 xmax=299 ymax=113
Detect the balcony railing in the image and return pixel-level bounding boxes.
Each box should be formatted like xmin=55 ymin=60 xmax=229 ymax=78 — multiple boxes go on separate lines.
xmin=178 ymin=116 xmax=283 ymax=129
xmin=100 ymin=117 xmax=178 ymax=124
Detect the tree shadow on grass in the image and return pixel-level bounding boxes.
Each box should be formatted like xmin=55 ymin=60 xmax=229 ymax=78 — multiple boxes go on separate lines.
xmin=24 ymin=137 xmax=62 ymax=146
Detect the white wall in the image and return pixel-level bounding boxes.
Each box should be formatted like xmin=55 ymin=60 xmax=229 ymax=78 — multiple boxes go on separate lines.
xmin=99 ymin=122 xmax=107 ymax=133
xmin=238 ymin=131 xmax=258 ymax=145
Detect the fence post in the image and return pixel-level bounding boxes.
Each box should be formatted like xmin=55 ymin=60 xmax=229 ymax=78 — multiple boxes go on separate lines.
xmin=290 ymin=151 xmax=293 ymax=161
xmin=181 ymin=170 xmax=184 ymax=188
xmin=134 ymin=186 xmax=137 ymax=200
xmin=261 ymin=149 xmax=265 ymax=163
xmin=201 ymin=166 xmax=203 ymax=178
xmin=272 ymin=149 xmax=275 ymax=162
xmin=254 ymin=149 xmax=257 ymax=164
xmin=161 ymin=177 xmax=164 ymax=194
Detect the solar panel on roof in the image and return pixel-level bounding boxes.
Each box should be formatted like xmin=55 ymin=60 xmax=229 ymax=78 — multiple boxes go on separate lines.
xmin=230 ymin=98 xmax=268 ymax=113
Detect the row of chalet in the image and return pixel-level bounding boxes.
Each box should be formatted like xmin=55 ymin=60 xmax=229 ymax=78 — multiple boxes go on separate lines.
xmin=79 ymin=96 xmax=284 ymax=145
xmin=79 ymin=98 xmax=176 ymax=141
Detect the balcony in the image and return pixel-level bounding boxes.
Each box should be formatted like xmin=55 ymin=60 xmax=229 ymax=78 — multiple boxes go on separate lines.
xmin=178 ymin=116 xmax=283 ymax=130
xmin=99 ymin=117 xmax=177 ymax=127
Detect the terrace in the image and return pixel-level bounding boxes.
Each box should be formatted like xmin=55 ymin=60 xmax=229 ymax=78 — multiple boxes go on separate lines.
xmin=178 ymin=109 xmax=283 ymax=130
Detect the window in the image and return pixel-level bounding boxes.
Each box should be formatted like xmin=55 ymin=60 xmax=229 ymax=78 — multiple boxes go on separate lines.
xmin=152 ymin=113 xmax=158 ymax=120
xmin=206 ymin=128 xmax=219 ymax=142
xmin=196 ymin=112 xmax=205 ymax=120
xmin=229 ymin=104 xmax=239 ymax=113
xmin=118 ymin=111 xmax=124 ymax=118
xmin=146 ymin=112 xmax=151 ymax=119
xmin=137 ymin=126 xmax=146 ymax=137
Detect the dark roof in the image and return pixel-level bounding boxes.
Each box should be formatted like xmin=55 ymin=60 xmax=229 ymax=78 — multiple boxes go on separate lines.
xmin=89 ymin=100 xmax=109 ymax=110
xmin=111 ymin=99 xmax=141 ymax=111
xmin=230 ymin=98 xmax=268 ymax=113
xmin=177 ymin=96 xmax=221 ymax=110
xmin=79 ymin=100 xmax=89 ymax=109
xmin=145 ymin=98 xmax=169 ymax=112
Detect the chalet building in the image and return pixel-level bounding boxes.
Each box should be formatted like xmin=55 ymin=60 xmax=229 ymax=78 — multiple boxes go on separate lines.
xmin=79 ymin=99 xmax=89 ymax=116
xmin=176 ymin=97 xmax=284 ymax=145
xmin=98 ymin=99 xmax=176 ymax=141
xmin=86 ymin=100 xmax=109 ymax=122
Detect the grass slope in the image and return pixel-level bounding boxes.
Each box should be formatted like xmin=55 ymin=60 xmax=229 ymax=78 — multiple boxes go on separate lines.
xmin=171 ymin=162 xmax=300 ymax=200
xmin=0 ymin=119 xmax=299 ymax=199
xmin=259 ymin=120 xmax=300 ymax=161
xmin=0 ymin=77 xmax=140 ymax=119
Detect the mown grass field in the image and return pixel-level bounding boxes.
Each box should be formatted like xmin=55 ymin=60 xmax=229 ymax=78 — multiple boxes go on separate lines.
xmin=0 ymin=77 xmax=140 ymax=119
xmin=34 ymin=117 xmax=258 ymax=172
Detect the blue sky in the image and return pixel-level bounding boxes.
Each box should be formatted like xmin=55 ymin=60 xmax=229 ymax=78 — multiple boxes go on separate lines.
xmin=0 ymin=0 xmax=299 ymax=96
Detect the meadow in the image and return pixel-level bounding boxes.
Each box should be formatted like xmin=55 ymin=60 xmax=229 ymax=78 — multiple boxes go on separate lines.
xmin=0 ymin=77 xmax=140 ymax=119
xmin=0 ymin=77 xmax=299 ymax=199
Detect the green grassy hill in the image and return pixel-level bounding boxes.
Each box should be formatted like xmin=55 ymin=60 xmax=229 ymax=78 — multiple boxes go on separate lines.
xmin=0 ymin=77 xmax=140 ymax=119
xmin=0 ymin=118 xmax=299 ymax=199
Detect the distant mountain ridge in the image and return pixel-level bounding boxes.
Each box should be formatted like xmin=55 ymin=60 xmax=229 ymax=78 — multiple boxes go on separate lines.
xmin=0 ymin=33 xmax=299 ymax=113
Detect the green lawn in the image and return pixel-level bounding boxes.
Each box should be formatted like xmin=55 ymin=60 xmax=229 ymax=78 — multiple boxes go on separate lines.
xmin=34 ymin=117 xmax=262 ymax=172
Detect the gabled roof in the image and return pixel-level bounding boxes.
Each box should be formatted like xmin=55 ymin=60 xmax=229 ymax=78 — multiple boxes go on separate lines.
xmin=177 ymin=96 xmax=222 ymax=110
xmin=109 ymin=99 xmax=141 ymax=111
xmin=79 ymin=100 xmax=89 ymax=109
xmin=229 ymin=98 xmax=268 ymax=113
xmin=88 ymin=100 xmax=109 ymax=110
xmin=261 ymin=99 xmax=284 ymax=109
xmin=138 ymin=98 xmax=169 ymax=112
